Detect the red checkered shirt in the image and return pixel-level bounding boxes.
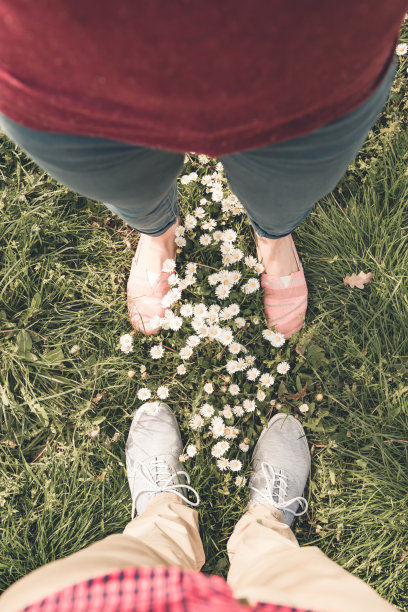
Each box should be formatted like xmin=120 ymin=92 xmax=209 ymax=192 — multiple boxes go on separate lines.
xmin=20 ymin=566 xmax=317 ymax=612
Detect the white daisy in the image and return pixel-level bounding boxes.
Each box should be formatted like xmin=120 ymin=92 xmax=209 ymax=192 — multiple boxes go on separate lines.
xmin=200 ymin=197 xmax=208 ymax=205
xmin=228 ymin=459 xmax=242 ymax=472
xmin=211 ymin=440 xmax=230 ymax=457
xmin=236 ymin=358 xmax=248 ymax=372
xmin=241 ymin=278 xmax=260 ymax=294
xmin=254 ymin=262 xmax=265 ymax=274
xmin=184 ymin=214 xmax=197 ymax=230
xmin=177 ymin=364 xmax=187 ymax=375
xmin=169 ymin=316 xmax=183 ymax=331
xmin=186 ymin=444 xmax=197 ymax=458
xmin=137 ymin=387 xmax=151 ymax=401
xmin=260 ymin=373 xmax=275 ymax=388
xmin=180 ymin=174 xmax=191 ymax=185
xmin=222 ymin=229 xmax=237 ymax=243
xmin=222 ymin=405 xmax=233 ymax=419
xmin=229 ymin=384 xmax=240 ymax=396
xmin=201 ymin=175 xmax=213 ymax=186
xmin=229 ymin=342 xmax=242 ymax=355
xmin=235 ymin=317 xmax=246 ymax=329
xmin=147 ymin=401 xmax=160 ymax=415
xmin=210 ymin=417 xmax=225 ymax=439
xmin=256 ymin=389 xmax=266 ymax=401
xmin=168 ymin=273 xmax=180 ymax=286
xmin=231 ymin=248 xmax=244 ymax=263
xmin=157 ymin=386 xmax=169 ymax=400
xmin=204 ymin=382 xmax=214 ymax=394
xmin=233 ymin=405 xmax=244 ymax=417
xmin=197 ymin=324 xmax=209 ymax=338
xmin=215 ymin=285 xmax=230 ymax=300
xmin=218 ymin=328 xmax=234 ymax=346
xmin=224 ymin=426 xmax=239 ymax=440
xmin=243 ymin=399 xmax=256 ymax=413
xmin=161 ymin=288 xmax=181 ymax=308
xmin=194 ymin=206 xmax=205 ymax=219
xmin=277 ymin=362 xmax=291 ymax=374
xmin=179 ymin=346 xmax=193 ymax=360
xmin=215 ymin=161 xmax=224 ymax=172
xmin=222 ymin=253 xmax=234 ymax=266
xmin=207 ymin=325 xmax=221 ymax=341
xmin=299 ymin=403 xmax=309 ymax=413
xmin=186 ymin=262 xmax=197 ymax=275
xmin=270 ymin=332 xmax=286 ymax=348
xmin=239 ymin=442 xmax=249 ymax=452
xmin=396 ymin=42 xmax=408 ymax=55
xmin=199 ymin=234 xmax=212 ymax=246
xmin=187 ymin=335 xmax=201 ymax=348
xmin=201 ymin=219 xmax=217 ymax=232
xmin=189 ymin=414 xmax=204 ymax=430
xmin=179 ymin=454 xmax=187 ymax=462
xmin=175 ymin=236 xmax=186 ymax=247
xmin=229 ymin=303 xmax=240 ymax=316
xmin=246 ymin=368 xmax=260 ymax=381
xmin=180 ymin=303 xmax=194 ymax=318
xmin=235 ymin=475 xmax=247 ymax=486
xmin=219 ymin=306 xmax=233 ymax=321
xmin=206 ymin=311 xmax=219 ymax=324
xmin=185 ymin=274 xmax=197 ymax=287
xmin=209 ymin=304 xmax=221 ymax=315
xmin=198 ymin=154 xmax=210 ymax=164
xmin=200 ymin=403 xmax=215 ymax=418
xmin=228 ymin=271 xmax=242 ymax=286
xmin=244 ymin=255 xmax=258 ymax=268
xmin=150 ymin=344 xmax=164 ymax=359
xmin=245 ymin=355 xmax=256 ymax=366
xmin=162 ymin=258 xmax=176 ymax=273
xmin=194 ymin=303 xmax=208 ymax=318
xmin=213 ymin=230 xmax=224 ymax=242
xmin=191 ymin=317 xmax=205 ymax=332
xmin=217 ymin=457 xmax=229 ymax=471
xmin=208 ymin=273 xmax=220 ymax=286
xmin=226 ymin=360 xmax=238 ymax=375
xmin=175 ymin=226 xmax=185 ymax=237
xmin=220 ymin=242 xmax=234 ymax=256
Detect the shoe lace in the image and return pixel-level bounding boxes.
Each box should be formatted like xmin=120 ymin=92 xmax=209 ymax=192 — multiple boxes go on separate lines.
xmin=249 ymin=461 xmax=308 ymax=517
xmin=130 ymin=457 xmax=200 ymax=519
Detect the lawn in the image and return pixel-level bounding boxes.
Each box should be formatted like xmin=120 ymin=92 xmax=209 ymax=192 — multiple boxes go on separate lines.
xmin=1 ymin=37 xmax=408 ymax=610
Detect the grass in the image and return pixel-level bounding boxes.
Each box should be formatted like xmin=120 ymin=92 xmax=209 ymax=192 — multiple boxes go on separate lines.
xmin=1 ymin=44 xmax=408 ymax=610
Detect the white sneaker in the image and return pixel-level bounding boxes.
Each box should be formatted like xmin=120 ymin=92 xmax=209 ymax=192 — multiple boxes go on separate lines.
xmin=126 ymin=402 xmax=200 ymax=517
xmin=248 ymin=413 xmax=310 ymax=526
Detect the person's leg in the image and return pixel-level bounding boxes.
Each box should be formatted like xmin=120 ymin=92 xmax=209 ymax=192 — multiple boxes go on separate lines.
xmin=219 ymin=56 xmax=398 ymax=336
xmin=0 ymin=402 xmax=204 ymax=612
xmin=0 ymin=116 xmax=185 ymax=332
xmin=0 ymin=493 xmax=204 ymax=612
xmin=0 ymin=115 xmax=184 ymax=236
xmin=226 ymin=414 xmax=394 ymax=611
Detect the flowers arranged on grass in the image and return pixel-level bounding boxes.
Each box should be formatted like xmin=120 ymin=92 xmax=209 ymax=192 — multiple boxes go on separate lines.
xmin=119 ymin=157 xmax=310 ymax=482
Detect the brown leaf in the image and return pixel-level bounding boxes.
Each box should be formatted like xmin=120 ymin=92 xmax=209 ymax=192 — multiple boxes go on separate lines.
xmin=285 ymin=383 xmax=308 ymax=401
xmin=343 ymin=271 xmax=374 ymax=290
xmin=295 ymin=344 xmax=306 ymax=357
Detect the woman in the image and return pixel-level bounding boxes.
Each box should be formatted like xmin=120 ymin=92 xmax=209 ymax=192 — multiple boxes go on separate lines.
xmin=0 ymin=1 xmax=405 ymax=336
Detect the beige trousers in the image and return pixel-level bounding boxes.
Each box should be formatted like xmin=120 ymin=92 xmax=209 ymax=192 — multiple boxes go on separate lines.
xmin=1 ymin=493 xmax=394 ymax=612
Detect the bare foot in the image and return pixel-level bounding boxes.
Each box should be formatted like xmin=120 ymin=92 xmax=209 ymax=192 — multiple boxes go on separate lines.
xmin=255 ymin=232 xmax=299 ymax=277
xmin=135 ymin=218 xmax=179 ymax=275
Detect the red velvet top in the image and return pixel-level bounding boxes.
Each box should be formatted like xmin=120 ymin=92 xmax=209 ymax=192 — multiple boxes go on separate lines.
xmin=0 ymin=1 xmax=406 ymax=155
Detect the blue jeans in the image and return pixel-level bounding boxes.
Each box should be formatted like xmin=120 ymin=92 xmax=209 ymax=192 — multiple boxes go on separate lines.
xmin=0 ymin=57 xmax=397 ymax=239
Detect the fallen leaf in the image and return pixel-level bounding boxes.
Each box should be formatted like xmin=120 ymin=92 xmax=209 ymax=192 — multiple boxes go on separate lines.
xmin=285 ymin=383 xmax=308 ymax=401
xmin=343 ymin=271 xmax=374 ymax=289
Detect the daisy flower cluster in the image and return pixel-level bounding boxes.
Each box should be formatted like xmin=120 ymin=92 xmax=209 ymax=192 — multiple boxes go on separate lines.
xmin=120 ymin=155 xmax=307 ymax=487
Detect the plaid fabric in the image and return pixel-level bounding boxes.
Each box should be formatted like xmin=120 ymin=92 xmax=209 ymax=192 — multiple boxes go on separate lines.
xmin=21 ymin=566 xmax=316 ymax=612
